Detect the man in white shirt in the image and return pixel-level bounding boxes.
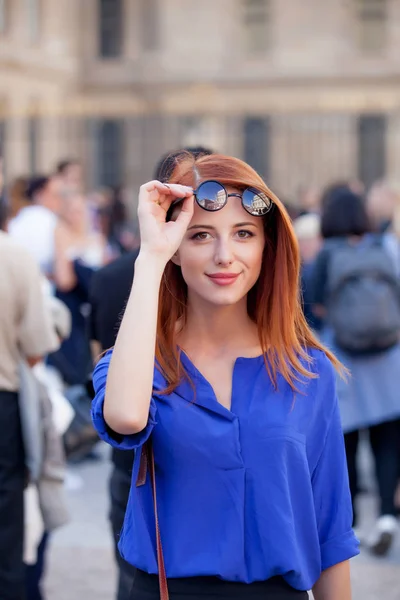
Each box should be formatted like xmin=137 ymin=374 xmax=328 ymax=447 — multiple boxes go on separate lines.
xmin=8 ymin=175 xmax=62 ymax=278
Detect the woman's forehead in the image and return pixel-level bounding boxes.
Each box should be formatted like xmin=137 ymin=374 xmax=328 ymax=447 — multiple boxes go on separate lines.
xmin=189 ymin=194 xmax=262 ymax=227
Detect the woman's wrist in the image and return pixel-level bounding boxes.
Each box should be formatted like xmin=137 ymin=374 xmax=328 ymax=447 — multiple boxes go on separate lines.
xmin=135 ymin=250 xmax=167 ymax=278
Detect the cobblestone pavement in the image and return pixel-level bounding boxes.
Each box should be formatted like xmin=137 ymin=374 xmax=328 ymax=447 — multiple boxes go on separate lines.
xmin=45 ymin=444 xmax=400 ymax=600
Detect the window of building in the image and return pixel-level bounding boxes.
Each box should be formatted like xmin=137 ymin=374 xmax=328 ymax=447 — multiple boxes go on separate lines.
xmin=180 ymin=116 xmax=205 ymax=147
xmin=356 ymin=0 xmax=387 ymax=54
xmin=0 ymin=0 xmax=7 ymax=35
xmin=96 ymin=119 xmax=124 ymax=187
xmin=243 ymin=117 xmax=270 ymax=179
xmin=243 ymin=0 xmax=270 ymax=55
xmin=140 ymin=0 xmax=159 ymax=51
xmin=28 ymin=116 xmax=39 ymax=176
xmin=0 ymin=119 xmax=5 ymax=168
xmin=99 ymin=0 xmax=123 ymax=58
xmin=26 ymin=0 xmax=41 ymax=43
xmin=358 ymin=114 xmax=386 ymax=188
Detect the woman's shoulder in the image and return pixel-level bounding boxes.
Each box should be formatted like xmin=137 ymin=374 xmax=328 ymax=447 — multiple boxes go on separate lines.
xmin=295 ymin=348 xmax=340 ymax=439
xmin=303 ymin=347 xmax=337 ymax=398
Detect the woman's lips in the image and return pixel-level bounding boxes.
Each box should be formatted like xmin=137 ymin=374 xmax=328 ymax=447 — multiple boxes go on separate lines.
xmin=206 ymin=273 xmax=240 ymax=286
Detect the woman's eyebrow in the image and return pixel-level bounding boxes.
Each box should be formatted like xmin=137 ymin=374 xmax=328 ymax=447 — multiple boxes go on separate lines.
xmin=187 ymin=222 xmax=258 ymax=231
xmin=187 ymin=224 xmax=216 ymax=231
xmin=234 ymin=222 xmax=258 ymax=228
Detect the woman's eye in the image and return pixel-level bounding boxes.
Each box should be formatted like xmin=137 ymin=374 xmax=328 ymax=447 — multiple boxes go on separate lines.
xmin=191 ymin=232 xmax=211 ymax=241
xmin=236 ymin=230 xmax=254 ymax=239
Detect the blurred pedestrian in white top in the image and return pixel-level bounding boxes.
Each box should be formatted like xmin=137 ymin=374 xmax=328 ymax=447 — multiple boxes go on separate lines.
xmin=8 ymin=175 xmax=62 ymax=278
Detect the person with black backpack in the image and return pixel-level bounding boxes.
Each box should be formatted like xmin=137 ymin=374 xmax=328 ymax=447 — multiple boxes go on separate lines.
xmin=311 ymin=185 xmax=400 ymax=556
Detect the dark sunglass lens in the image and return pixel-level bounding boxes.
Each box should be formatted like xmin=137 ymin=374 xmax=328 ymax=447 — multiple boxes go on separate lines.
xmin=242 ymin=188 xmax=272 ymax=216
xmin=196 ymin=181 xmax=226 ymax=211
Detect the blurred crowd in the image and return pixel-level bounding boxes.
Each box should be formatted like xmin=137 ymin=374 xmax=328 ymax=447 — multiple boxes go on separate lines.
xmin=1 ymin=147 xmax=400 ymax=600
xmin=0 ymin=156 xmax=139 ymax=600
xmin=3 ymin=160 xmax=138 ymax=389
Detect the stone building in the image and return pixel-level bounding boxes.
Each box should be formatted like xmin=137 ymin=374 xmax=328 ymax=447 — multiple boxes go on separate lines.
xmin=0 ymin=0 xmax=399 ymax=202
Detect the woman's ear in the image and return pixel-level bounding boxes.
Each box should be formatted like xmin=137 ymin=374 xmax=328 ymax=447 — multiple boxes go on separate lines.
xmin=170 ymin=252 xmax=181 ymax=266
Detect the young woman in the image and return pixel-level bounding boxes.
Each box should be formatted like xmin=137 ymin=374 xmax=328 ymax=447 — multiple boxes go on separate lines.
xmin=92 ymin=154 xmax=359 ymax=600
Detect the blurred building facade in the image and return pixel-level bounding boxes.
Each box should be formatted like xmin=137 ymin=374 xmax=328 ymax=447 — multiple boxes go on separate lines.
xmin=1 ymin=0 xmax=400 ymax=201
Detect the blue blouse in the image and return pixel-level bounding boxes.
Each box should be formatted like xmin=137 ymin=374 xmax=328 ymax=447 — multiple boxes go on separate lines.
xmin=92 ymin=347 xmax=359 ymax=591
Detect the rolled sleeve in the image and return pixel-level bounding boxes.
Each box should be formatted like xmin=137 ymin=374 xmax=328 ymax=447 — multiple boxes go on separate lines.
xmin=91 ymin=350 xmax=158 ymax=450
xmin=320 ymin=530 xmax=360 ymax=571
xmin=312 ymin=398 xmax=360 ymax=570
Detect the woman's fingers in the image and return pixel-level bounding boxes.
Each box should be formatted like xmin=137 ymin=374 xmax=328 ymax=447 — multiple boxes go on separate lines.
xmin=174 ymin=194 xmax=195 ymax=227
xmin=137 ymin=181 xmax=195 ymax=259
xmin=140 ymin=180 xmax=192 ymax=204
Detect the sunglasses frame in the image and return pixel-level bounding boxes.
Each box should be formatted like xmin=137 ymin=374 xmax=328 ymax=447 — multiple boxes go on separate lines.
xmin=167 ymin=179 xmax=273 ymax=220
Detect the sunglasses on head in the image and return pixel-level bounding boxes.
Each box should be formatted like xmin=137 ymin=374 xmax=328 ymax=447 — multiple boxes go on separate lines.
xmin=166 ymin=180 xmax=273 ymax=221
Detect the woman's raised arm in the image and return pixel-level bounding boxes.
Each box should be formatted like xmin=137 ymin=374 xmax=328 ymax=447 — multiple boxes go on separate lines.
xmin=103 ymin=180 xmax=194 ymax=435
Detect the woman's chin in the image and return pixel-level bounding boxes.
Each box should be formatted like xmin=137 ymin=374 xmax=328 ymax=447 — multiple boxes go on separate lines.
xmin=197 ymin=288 xmax=248 ymax=307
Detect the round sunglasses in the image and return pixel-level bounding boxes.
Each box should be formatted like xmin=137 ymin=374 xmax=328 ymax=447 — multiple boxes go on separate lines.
xmin=166 ymin=180 xmax=273 ymax=220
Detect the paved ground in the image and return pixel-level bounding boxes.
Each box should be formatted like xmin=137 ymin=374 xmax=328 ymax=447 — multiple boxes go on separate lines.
xmin=45 ymin=444 xmax=400 ymax=600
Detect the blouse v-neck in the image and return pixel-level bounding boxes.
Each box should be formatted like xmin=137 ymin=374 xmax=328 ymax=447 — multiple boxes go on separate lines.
xmin=178 ymin=348 xmax=265 ymax=418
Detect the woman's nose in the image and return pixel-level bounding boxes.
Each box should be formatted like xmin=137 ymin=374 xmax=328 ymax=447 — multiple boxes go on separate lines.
xmin=214 ymin=239 xmax=234 ymax=266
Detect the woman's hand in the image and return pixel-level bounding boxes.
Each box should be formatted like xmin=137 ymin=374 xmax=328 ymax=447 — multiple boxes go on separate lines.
xmin=137 ymin=180 xmax=194 ymax=264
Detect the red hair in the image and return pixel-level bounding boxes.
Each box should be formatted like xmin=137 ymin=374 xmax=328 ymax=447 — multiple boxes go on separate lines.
xmin=155 ymin=153 xmax=342 ymax=392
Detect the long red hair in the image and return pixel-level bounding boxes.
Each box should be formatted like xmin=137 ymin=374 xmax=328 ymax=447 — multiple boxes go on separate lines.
xmin=155 ymin=153 xmax=341 ymax=392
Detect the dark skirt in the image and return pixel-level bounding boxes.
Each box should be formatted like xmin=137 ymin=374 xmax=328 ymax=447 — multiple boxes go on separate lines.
xmin=130 ymin=569 xmax=309 ymax=600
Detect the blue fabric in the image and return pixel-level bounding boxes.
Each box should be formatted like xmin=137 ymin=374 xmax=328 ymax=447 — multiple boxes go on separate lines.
xmin=92 ymin=348 xmax=359 ymax=592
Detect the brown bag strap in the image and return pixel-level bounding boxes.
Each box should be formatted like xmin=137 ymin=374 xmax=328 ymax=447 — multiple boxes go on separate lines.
xmin=136 ymin=441 xmax=169 ymax=600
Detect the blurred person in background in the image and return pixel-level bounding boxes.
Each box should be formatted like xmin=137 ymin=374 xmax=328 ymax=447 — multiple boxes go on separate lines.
xmin=96 ymin=186 xmax=138 ymax=258
xmin=376 ymin=183 xmax=400 ymax=274
xmin=88 ymin=145 xmax=213 ymax=600
xmin=7 ymin=176 xmax=29 ymax=220
xmin=366 ymin=181 xmax=396 ymax=234
xmin=0 ymin=167 xmax=8 ymax=231
xmin=56 ymin=158 xmax=84 ymax=195
xmin=297 ymin=184 xmax=321 ymax=216
xmin=319 ymin=181 xmax=365 ymax=214
xmin=8 ymin=175 xmax=62 ymax=278
xmin=21 ymin=289 xmax=72 ymax=600
xmin=320 ymin=182 xmax=351 ymax=210
xmin=0 ymin=157 xmax=59 ymax=600
xmin=383 ymin=185 xmax=400 ymax=515
xmin=312 ymin=186 xmax=400 ymax=556
xmin=54 ymin=192 xmax=106 ymax=286
xmin=50 ymin=193 xmax=106 ymax=389
xmin=293 ymin=213 xmax=322 ymax=332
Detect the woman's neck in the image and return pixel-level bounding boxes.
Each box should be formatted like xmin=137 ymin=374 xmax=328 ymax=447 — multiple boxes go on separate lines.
xmin=179 ymin=297 xmax=260 ymax=358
